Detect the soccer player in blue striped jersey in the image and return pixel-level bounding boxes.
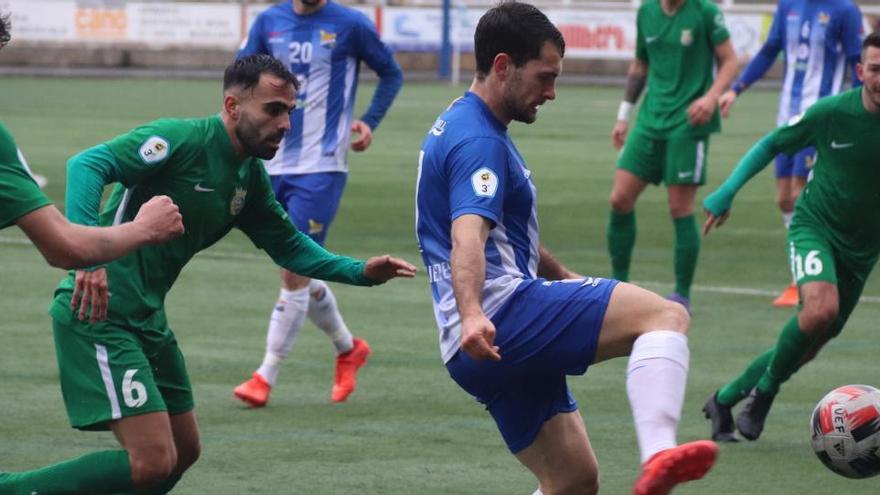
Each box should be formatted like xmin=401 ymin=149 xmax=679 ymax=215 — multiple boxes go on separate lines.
xmin=718 ymin=0 xmax=863 ymax=307
xmin=234 ymin=0 xmax=403 ymax=406
xmin=417 ymin=3 xmax=717 ymax=494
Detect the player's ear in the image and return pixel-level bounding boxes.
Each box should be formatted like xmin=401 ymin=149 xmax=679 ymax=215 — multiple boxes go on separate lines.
xmin=493 ymin=53 xmax=512 ymax=81
xmin=223 ymin=92 xmax=241 ymax=120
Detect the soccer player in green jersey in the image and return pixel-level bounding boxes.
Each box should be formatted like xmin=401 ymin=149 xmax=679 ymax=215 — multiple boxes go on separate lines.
xmin=0 ymin=54 xmax=416 ymax=494
xmin=701 ymin=32 xmax=880 ymax=443
xmin=608 ymin=0 xmax=737 ymax=312
xmin=0 ymin=12 xmax=184 ymax=269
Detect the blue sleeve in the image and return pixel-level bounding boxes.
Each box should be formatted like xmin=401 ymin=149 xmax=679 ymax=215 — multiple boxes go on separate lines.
xmin=447 ymin=137 xmax=509 ymax=227
xmin=238 ymin=13 xmax=269 ymax=57
xmin=734 ymin=5 xmax=784 ymax=94
xmin=841 ymin=5 xmax=864 ymax=87
xmin=356 ymin=18 xmax=403 ymax=130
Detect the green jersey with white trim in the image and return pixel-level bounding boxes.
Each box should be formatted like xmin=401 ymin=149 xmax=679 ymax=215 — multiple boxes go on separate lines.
xmin=769 ymin=88 xmax=880 ymax=262
xmin=49 ymin=115 xmax=372 ymax=332
xmin=0 ymin=122 xmax=51 ymax=229
xmin=634 ymin=0 xmax=730 ymax=137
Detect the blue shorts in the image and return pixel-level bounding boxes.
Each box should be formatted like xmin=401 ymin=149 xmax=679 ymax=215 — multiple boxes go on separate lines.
xmin=774 ymin=147 xmax=815 ymax=179
xmin=445 ymin=277 xmax=619 ymax=453
xmin=270 ymin=172 xmax=348 ymax=246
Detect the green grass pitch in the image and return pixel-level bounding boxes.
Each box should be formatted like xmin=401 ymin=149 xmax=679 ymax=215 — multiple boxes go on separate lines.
xmin=0 ymin=76 xmax=878 ymax=493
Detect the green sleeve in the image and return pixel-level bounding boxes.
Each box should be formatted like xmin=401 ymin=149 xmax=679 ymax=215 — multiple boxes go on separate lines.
xmin=0 ymin=123 xmax=51 ymax=229
xmin=236 ymin=165 xmax=376 ymax=286
xmin=703 ymin=102 xmax=824 ymax=216
xmin=702 ymin=134 xmax=777 ymax=216
xmin=704 ymin=0 xmax=730 ymax=46
xmin=65 ymin=145 xmax=123 ymax=227
xmin=104 ymin=118 xmax=192 ymax=187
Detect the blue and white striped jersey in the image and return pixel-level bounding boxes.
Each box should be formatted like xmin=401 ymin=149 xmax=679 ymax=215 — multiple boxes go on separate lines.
xmin=239 ymin=1 xmax=402 ymax=175
xmin=735 ymin=0 xmax=862 ymax=125
xmin=416 ymin=93 xmax=539 ymax=363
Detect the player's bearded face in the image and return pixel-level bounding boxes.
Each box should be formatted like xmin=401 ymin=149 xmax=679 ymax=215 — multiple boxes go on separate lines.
xmin=235 ymin=110 xmax=284 ymax=160
xmin=501 ymin=43 xmax=561 ymax=124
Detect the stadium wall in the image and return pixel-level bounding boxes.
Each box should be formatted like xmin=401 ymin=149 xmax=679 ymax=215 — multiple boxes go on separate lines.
xmin=0 ymin=0 xmax=877 ymax=78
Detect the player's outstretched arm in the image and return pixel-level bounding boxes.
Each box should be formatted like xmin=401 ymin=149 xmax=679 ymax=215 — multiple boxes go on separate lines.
xmin=612 ymin=58 xmax=647 ymax=150
xmin=363 ymin=255 xmax=416 ymax=282
xmin=702 ymin=133 xmax=777 ymax=235
xmin=15 ymin=196 xmax=183 ymax=270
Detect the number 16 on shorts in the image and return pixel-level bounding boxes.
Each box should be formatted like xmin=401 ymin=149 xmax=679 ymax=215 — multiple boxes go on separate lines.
xmin=789 ymin=242 xmax=835 ymax=285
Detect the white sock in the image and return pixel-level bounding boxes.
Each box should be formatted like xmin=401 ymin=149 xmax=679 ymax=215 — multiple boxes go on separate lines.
xmin=256 ymin=287 xmax=310 ymax=386
xmin=782 ymin=211 xmax=793 ymax=229
xmin=626 ymin=330 xmax=690 ymax=464
xmin=531 ymin=489 xmax=543 ymax=495
xmin=307 ymin=280 xmax=354 ymax=354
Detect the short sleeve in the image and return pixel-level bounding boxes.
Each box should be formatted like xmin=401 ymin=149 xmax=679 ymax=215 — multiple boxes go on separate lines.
xmin=447 ymin=137 xmax=509 ymax=227
xmin=704 ymin=1 xmax=731 ymax=46
xmin=0 ymin=123 xmax=51 ymax=228
xmin=104 ymin=119 xmax=191 ymax=187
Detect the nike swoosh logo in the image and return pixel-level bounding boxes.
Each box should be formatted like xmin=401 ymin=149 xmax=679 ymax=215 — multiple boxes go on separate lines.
xmin=645 ymin=35 xmax=659 ymax=43
xmin=194 ymin=184 xmax=214 ymax=192
xmin=830 ymin=141 xmax=854 ymax=149
xmin=678 ymin=171 xmax=693 ymax=178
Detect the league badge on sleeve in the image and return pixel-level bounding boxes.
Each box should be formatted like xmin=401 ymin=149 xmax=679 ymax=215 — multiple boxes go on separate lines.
xmin=139 ymin=136 xmax=170 ymax=165
xmin=472 ymin=167 xmax=498 ymax=198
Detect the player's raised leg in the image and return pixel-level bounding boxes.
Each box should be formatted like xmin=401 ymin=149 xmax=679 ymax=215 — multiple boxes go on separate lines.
xmin=596 ymin=283 xmax=717 ymax=494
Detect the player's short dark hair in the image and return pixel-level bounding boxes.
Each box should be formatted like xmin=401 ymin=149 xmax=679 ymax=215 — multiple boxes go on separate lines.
xmin=223 ymin=54 xmax=299 ymax=93
xmin=863 ymin=31 xmax=880 ymax=55
xmin=474 ymin=1 xmax=564 ymax=78
xmin=0 ymin=13 xmax=11 ymax=48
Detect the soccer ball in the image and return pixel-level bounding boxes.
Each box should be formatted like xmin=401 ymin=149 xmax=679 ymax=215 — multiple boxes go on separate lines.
xmin=810 ymin=384 xmax=880 ymax=479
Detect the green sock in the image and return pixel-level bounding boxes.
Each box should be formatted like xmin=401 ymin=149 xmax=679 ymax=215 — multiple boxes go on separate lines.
xmin=608 ymin=210 xmax=636 ymax=281
xmin=673 ymin=214 xmax=700 ymax=299
xmin=716 ymin=348 xmax=774 ymax=406
xmin=756 ymin=316 xmax=813 ymax=395
xmin=0 ymin=450 xmax=132 ymax=495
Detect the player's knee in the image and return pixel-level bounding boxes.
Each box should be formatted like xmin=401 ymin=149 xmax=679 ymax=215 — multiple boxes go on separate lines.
xmin=655 ymin=300 xmax=690 ymax=335
xmin=129 ymin=445 xmax=178 ymax=488
xmin=609 ymin=191 xmax=635 ymax=213
xmin=800 ymin=302 xmax=839 ymax=334
xmin=775 ymin=195 xmax=794 ymax=213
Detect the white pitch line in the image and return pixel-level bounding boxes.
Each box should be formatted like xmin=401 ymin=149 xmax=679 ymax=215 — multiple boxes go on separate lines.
xmin=3 ymin=236 xmax=880 ymax=303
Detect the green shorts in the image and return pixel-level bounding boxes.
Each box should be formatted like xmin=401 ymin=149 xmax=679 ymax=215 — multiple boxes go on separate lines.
xmin=617 ymin=128 xmax=709 ymax=185
xmin=787 ymin=221 xmax=876 ymax=331
xmin=52 ymin=316 xmax=194 ymax=431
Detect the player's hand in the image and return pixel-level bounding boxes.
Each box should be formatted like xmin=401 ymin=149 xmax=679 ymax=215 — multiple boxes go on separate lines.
xmin=611 ymin=120 xmax=629 ymax=150
xmin=702 ymin=209 xmax=731 ymax=236
xmin=687 ymin=94 xmax=717 ymax=126
xmin=461 ymin=313 xmax=501 ymax=361
xmin=350 ymin=120 xmax=373 ymax=152
xmin=133 ymin=195 xmax=184 ymax=245
xmin=363 ymin=255 xmax=417 ymax=283
xmin=718 ymin=89 xmax=737 ymax=118
xmin=70 ymin=268 xmax=110 ymax=324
